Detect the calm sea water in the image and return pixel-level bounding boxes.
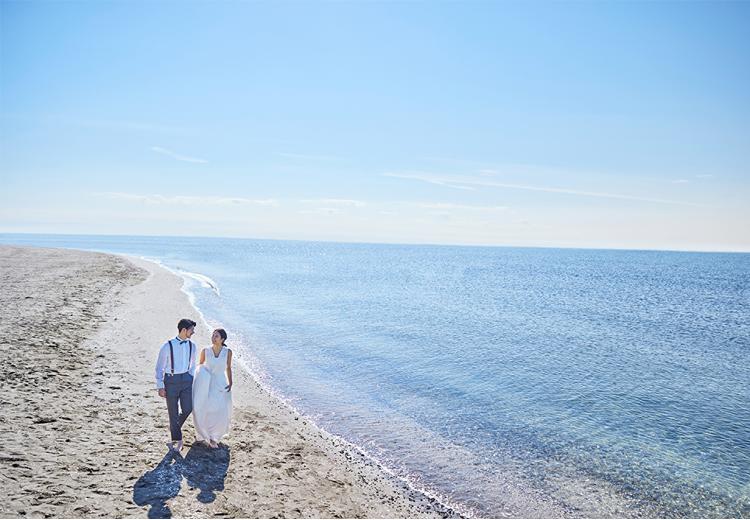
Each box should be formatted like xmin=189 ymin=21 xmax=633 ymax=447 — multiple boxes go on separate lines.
xmin=3 ymin=234 xmax=749 ymax=517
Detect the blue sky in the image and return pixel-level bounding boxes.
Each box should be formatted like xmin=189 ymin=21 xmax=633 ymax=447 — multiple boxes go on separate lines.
xmin=1 ymin=1 xmax=749 ymax=251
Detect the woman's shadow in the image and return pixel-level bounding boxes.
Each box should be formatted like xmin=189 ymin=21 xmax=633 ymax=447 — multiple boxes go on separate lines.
xmin=133 ymin=443 xmax=231 ymax=518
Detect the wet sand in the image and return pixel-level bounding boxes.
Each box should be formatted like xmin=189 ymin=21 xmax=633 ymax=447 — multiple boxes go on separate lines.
xmin=0 ymin=245 xmax=457 ymax=518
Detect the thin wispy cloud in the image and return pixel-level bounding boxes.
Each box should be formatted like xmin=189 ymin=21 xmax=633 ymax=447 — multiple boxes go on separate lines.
xmin=97 ymin=192 xmax=278 ymax=206
xmin=672 ymin=179 xmax=691 ymax=184
xmin=385 ymin=172 xmax=705 ymax=207
xmin=151 ymin=146 xmax=208 ymax=164
xmin=695 ymin=174 xmax=715 ymax=179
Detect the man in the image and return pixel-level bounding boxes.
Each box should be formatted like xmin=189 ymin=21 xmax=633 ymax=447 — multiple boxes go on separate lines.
xmin=155 ymin=318 xmax=198 ymax=452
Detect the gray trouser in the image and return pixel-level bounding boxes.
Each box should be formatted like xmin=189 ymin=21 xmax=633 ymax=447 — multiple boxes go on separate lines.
xmin=164 ymin=372 xmax=193 ymax=441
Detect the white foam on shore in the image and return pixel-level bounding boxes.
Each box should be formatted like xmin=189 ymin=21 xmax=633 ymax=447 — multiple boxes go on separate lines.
xmin=128 ymin=256 xmax=220 ymax=324
xmin=178 ymin=270 xmax=221 ymax=296
xmin=140 ymin=257 xmax=220 ymax=296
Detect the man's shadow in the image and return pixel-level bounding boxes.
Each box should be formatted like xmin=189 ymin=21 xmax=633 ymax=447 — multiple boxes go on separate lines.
xmin=133 ymin=443 xmax=231 ymax=518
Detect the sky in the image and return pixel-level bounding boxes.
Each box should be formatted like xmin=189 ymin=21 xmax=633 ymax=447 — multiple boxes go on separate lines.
xmin=1 ymin=1 xmax=749 ymax=252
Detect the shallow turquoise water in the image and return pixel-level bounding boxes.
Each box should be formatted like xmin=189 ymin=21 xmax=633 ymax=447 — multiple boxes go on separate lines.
xmin=3 ymin=234 xmax=749 ymax=517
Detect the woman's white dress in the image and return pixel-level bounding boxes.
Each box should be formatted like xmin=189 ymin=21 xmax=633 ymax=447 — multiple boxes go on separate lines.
xmin=192 ymin=346 xmax=232 ymax=442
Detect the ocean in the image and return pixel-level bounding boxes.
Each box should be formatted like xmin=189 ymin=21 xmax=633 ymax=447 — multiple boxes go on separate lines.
xmin=2 ymin=233 xmax=749 ymax=517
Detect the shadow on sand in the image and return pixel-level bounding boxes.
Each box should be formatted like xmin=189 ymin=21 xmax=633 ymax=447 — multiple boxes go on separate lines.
xmin=133 ymin=443 xmax=231 ymax=518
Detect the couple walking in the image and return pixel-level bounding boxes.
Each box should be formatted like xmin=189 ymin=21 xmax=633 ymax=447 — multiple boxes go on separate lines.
xmin=155 ymin=318 xmax=233 ymax=452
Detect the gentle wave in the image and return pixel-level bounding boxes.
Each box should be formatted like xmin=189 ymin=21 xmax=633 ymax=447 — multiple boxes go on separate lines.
xmin=175 ymin=268 xmax=221 ymax=296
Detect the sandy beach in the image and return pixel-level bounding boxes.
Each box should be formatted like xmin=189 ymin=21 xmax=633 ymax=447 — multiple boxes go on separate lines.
xmin=0 ymin=245 xmax=456 ymax=518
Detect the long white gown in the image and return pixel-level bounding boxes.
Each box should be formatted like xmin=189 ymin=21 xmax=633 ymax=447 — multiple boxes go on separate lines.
xmin=192 ymin=346 xmax=232 ymax=443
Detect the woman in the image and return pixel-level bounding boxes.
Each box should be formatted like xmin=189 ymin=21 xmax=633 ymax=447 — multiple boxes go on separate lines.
xmin=192 ymin=328 xmax=233 ymax=448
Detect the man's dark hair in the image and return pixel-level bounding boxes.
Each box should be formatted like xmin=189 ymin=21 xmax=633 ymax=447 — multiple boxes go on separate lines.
xmin=177 ymin=318 xmax=197 ymax=332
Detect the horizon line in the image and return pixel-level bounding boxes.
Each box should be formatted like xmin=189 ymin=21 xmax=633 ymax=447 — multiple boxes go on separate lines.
xmin=1 ymin=231 xmax=748 ymax=255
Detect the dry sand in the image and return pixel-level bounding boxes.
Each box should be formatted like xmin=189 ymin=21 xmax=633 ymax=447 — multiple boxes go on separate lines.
xmin=0 ymin=245 xmax=457 ymax=519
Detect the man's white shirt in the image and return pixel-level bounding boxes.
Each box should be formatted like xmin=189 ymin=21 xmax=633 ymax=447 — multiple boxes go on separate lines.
xmin=155 ymin=336 xmax=198 ymax=389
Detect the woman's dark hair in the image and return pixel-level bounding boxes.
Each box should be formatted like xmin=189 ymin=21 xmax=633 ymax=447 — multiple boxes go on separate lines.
xmin=178 ymin=318 xmax=197 ymax=332
xmin=214 ymin=328 xmax=227 ymax=345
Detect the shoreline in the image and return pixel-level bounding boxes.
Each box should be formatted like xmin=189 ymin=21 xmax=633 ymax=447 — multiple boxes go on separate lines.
xmin=0 ymin=245 xmax=457 ymax=518
xmin=131 ymin=254 xmax=468 ymax=518
xmin=126 ymin=253 xmax=461 ymax=518
xmin=124 ymin=253 xmax=464 ymax=518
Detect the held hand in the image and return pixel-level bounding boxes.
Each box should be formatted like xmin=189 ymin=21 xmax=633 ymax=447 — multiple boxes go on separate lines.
xmin=158 ymin=388 xmax=166 ymax=398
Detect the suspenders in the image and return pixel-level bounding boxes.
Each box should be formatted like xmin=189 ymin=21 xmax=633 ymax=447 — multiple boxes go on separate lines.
xmin=167 ymin=339 xmax=193 ymax=375
xmin=168 ymin=340 xmax=173 ymax=373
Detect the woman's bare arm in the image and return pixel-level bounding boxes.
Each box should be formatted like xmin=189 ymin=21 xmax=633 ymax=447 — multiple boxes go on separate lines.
xmin=226 ymin=349 xmax=233 ymax=391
